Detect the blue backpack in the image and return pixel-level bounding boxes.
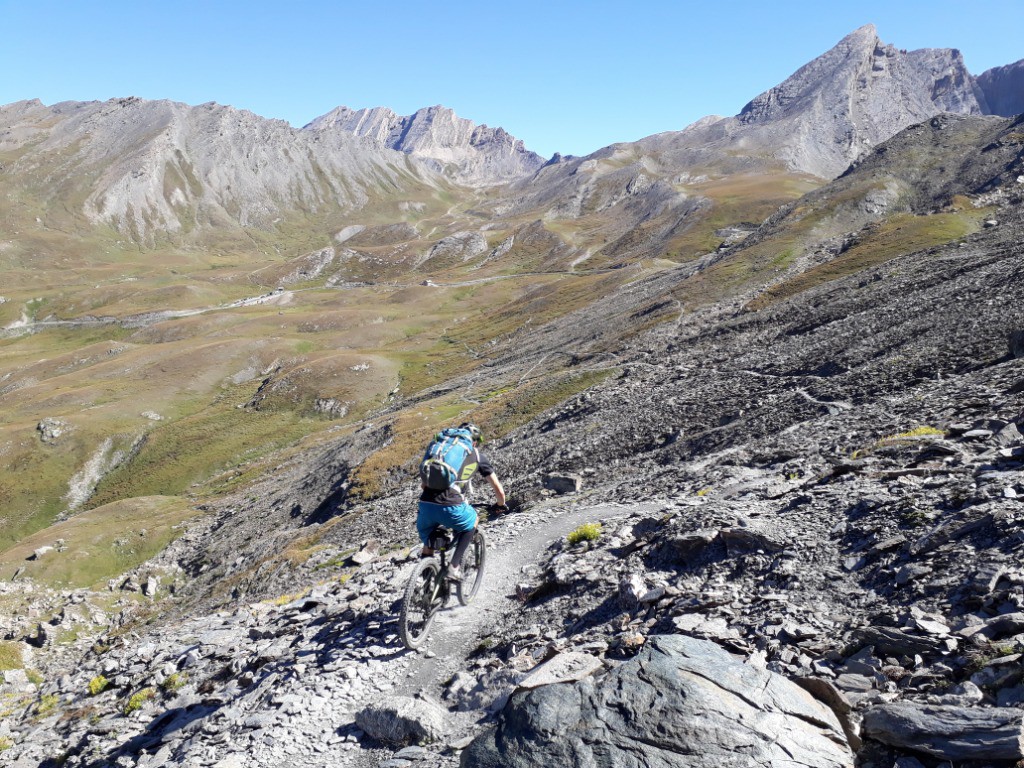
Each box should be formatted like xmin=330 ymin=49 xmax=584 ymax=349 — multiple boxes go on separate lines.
xmin=420 ymin=427 xmax=477 ymax=490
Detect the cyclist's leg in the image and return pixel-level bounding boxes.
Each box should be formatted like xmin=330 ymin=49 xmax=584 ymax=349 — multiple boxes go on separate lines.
xmin=447 ymin=502 xmax=478 ymax=569
xmin=416 ymin=502 xmax=442 ymax=549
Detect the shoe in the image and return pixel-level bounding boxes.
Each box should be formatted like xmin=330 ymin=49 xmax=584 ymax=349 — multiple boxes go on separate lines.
xmin=447 ymin=565 xmax=462 ymax=582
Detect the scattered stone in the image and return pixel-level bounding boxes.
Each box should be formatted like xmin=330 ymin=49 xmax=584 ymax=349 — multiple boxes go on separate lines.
xmin=351 ymin=540 xmax=380 ymax=565
xmin=666 ymin=529 xmax=718 ymax=561
xmin=36 ymin=418 xmax=68 ymax=444
xmin=854 ymin=627 xmax=942 ymax=656
xmin=516 ymin=652 xmax=603 ymax=690
xmin=30 ymin=546 xmax=54 ymax=561
xmin=142 ymin=576 xmax=160 ymax=597
xmin=542 ymin=474 xmax=583 ymax=494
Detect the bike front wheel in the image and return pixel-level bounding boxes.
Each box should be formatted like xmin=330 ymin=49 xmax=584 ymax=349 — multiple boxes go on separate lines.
xmin=457 ymin=529 xmax=487 ymax=606
xmin=400 ymin=560 xmax=441 ymax=649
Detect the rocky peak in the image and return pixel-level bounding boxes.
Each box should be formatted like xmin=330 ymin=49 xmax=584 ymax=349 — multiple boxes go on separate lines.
xmin=739 ymin=24 xmax=983 ymax=125
xmin=977 ymin=60 xmax=1024 ymax=117
xmin=729 ymin=25 xmax=986 ymax=177
xmin=306 ymin=104 xmax=545 ymax=186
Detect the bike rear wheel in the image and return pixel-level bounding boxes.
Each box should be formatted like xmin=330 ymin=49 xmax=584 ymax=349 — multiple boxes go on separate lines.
xmin=400 ymin=560 xmax=441 ymax=649
xmin=457 ymin=529 xmax=486 ymax=606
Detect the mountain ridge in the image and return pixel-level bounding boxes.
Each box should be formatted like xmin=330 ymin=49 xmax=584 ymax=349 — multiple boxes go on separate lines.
xmin=306 ymin=104 xmax=546 ymax=185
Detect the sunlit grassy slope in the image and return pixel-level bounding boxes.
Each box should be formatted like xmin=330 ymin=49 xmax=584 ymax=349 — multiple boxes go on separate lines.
xmin=0 ymin=496 xmax=198 ymax=588
xmin=0 ymin=202 xmax=655 ymax=557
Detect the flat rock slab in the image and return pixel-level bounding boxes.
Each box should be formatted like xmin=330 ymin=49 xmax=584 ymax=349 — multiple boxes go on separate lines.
xmin=516 ymin=652 xmax=603 ymax=690
xmin=462 ymin=634 xmax=854 ymax=767
xmin=863 ymin=702 xmax=1024 ymax=761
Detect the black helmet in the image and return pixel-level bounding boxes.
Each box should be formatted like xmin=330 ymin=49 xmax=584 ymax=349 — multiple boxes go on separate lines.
xmin=460 ymin=422 xmax=482 ymax=443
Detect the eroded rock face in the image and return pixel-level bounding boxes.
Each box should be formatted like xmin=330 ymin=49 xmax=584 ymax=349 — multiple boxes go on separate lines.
xmin=731 ymin=24 xmax=985 ymax=178
xmin=307 ymin=105 xmax=545 ymax=186
xmin=977 ymin=60 xmax=1024 ymax=118
xmin=462 ymin=635 xmax=854 ymax=768
xmin=0 ymin=98 xmax=432 ymax=242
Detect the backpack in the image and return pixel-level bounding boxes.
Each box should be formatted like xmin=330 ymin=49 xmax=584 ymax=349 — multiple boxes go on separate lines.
xmin=419 ymin=427 xmax=477 ymax=491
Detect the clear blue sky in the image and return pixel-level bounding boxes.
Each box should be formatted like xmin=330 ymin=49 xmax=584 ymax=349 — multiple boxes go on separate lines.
xmin=2 ymin=1 xmax=1021 ymax=158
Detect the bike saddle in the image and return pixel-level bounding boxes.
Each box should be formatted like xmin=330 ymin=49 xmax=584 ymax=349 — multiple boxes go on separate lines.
xmin=427 ymin=527 xmax=453 ymax=550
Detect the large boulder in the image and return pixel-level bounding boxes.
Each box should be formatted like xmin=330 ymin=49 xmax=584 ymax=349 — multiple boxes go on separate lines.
xmin=355 ymin=695 xmax=446 ymax=745
xmin=461 ymin=634 xmax=854 ymax=767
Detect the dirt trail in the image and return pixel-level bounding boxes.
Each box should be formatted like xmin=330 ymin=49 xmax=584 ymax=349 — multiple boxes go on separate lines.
xmin=329 ymin=500 xmax=659 ymax=767
xmin=398 ymin=501 xmax=656 ymax=700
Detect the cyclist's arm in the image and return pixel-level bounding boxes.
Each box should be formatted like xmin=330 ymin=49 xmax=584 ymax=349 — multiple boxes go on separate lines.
xmin=486 ymin=473 xmax=506 ymax=506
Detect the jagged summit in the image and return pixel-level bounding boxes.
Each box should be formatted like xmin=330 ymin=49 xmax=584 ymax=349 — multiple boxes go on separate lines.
xmin=610 ymin=24 xmax=1014 ymax=182
xmin=306 ymin=104 xmax=546 ymax=186
xmin=731 ymin=24 xmax=985 ymax=176
xmin=739 ymin=24 xmax=982 ymax=125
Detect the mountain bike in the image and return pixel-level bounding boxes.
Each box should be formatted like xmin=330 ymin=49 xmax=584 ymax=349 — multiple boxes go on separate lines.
xmin=399 ymin=518 xmax=490 ymax=650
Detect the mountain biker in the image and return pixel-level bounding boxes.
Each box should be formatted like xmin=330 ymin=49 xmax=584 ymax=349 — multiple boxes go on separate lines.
xmin=418 ymin=422 xmax=506 ymax=581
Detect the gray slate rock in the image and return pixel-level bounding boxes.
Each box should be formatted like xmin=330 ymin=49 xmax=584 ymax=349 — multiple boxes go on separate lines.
xmin=542 ymin=474 xmax=583 ymax=494
xmin=355 ymin=696 xmax=446 ymax=745
xmin=1011 ymin=329 xmax=1024 ymax=359
xmin=461 ymin=635 xmax=853 ymax=767
xmin=863 ymin=702 xmax=1024 ymax=761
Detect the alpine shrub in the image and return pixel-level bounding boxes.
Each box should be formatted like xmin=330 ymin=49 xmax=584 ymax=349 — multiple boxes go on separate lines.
xmin=567 ymin=523 xmax=602 ymax=545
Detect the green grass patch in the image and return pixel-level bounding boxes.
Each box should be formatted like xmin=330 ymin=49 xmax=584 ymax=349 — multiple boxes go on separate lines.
xmin=123 ymin=687 xmax=155 ymax=715
xmin=567 ymin=523 xmax=602 ymax=545
xmin=0 ymin=423 xmax=143 ymax=552
xmin=668 ymin=173 xmax=820 ymax=259
xmin=747 ymin=212 xmax=980 ymax=310
xmin=161 ymin=672 xmax=187 ymax=692
xmin=0 ymin=496 xmax=199 ymax=588
xmin=88 ymin=394 xmax=319 ymax=503
xmin=34 ymin=693 xmax=59 ymax=718
xmin=0 ymin=641 xmax=24 ymax=671
xmin=885 ymin=426 xmax=945 ymax=441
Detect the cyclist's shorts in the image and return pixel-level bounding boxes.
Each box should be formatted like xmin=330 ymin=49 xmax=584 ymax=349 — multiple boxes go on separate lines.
xmin=417 ymin=501 xmax=477 ymax=546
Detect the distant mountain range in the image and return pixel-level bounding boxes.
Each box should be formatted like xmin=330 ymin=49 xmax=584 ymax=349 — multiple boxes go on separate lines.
xmin=0 ymin=24 xmax=1021 ymax=243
